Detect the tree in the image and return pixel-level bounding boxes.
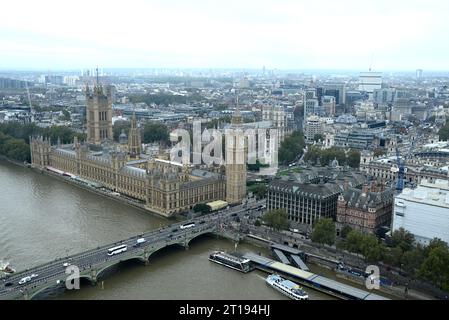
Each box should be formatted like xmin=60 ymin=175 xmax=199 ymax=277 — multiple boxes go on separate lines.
xmin=360 ymin=234 xmax=383 ymax=263
xmin=382 ymin=246 xmax=403 ymax=267
xmin=345 ymin=230 xmax=364 ymax=255
xmin=340 ymin=225 xmax=352 ymax=239
xmin=113 ymin=120 xmax=131 ymax=142
xmin=59 ymin=110 xmax=71 ymax=121
xmin=254 ymin=219 xmax=261 ymax=227
xmin=419 ymin=245 xmax=449 ymax=290
xmin=438 ymin=121 xmax=449 ymax=141
xmin=252 ymin=184 xmax=267 ymax=200
xmin=142 ymin=122 xmax=169 ymax=144
xmin=401 ymin=244 xmax=426 ymax=277
xmin=346 ymin=149 xmax=361 ymax=168
xmin=278 ymin=131 xmax=305 ymax=164
xmin=389 ymin=228 xmax=415 ymax=252
xmin=262 ymin=209 xmax=289 ymax=231
xmin=193 ymin=203 xmax=211 ymax=215
xmin=313 ymin=134 xmax=324 ymax=142
xmin=311 ymin=218 xmax=336 ymax=246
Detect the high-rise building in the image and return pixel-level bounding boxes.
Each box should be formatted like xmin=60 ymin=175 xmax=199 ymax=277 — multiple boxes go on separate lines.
xmin=304 ymin=88 xmax=318 ymax=117
xmin=359 ymin=71 xmax=383 ymax=93
xmin=304 ymin=115 xmax=323 ymax=142
xmin=322 ymin=96 xmax=336 ymax=117
xmin=416 ymin=69 xmax=423 ymax=80
xmin=85 ymin=84 xmax=114 ymax=145
xmin=225 ymin=108 xmax=247 ymax=204
xmin=323 ymin=83 xmax=346 ymax=105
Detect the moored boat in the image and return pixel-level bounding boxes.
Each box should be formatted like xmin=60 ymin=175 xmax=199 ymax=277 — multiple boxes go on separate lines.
xmin=266 ymin=274 xmax=308 ymax=300
xmin=209 ymin=251 xmax=252 ymax=273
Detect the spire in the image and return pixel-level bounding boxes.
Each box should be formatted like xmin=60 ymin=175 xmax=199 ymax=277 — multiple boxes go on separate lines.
xmin=96 ymin=66 xmax=99 ymax=85
xmin=231 ymin=92 xmax=243 ymax=125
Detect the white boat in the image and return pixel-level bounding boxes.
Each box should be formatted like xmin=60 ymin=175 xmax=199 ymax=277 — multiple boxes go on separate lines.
xmin=266 ymin=274 xmax=308 ymax=300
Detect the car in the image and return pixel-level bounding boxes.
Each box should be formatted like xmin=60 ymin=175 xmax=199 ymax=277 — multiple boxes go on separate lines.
xmin=231 ymin=213 xmax=238 ymax=217
xmin=30 ymin=273 xmax=38 ymax=278
xmin=172 ymin=228 xmax=178 ymax=233
xmin=63 ymin=262 xmax=71 ymax=267
xmin=4 ymin=282 xmax=13 ymax=287
xmin=199 ymin=220 xmax=206 ymax=224
xmin=18 ymin=276 xmax=31 ymax=285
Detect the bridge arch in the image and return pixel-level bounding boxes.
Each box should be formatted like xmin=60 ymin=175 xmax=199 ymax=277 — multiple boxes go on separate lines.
xmin=28 ymin=275 xmax=92 ymax=300
xmin=186 ymin=230 xmax=216 ymax=246
xmin=95 ymin=256 xmax=145 ymax=281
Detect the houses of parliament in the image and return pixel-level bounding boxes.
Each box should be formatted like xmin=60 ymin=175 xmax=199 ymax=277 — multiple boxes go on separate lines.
xmin=30 ymin=84 xmax=247 ymax=217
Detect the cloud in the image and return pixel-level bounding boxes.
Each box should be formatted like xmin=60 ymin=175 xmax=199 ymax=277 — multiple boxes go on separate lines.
xmin=0 ymin=0 xmax=448 ymax=70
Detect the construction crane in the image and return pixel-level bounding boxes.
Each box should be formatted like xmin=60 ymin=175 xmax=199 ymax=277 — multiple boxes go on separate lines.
xmin=395 ymin=147 xmax=405 ymax=192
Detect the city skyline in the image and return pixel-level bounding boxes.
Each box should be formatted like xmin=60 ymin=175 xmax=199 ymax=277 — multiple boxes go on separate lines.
xmin=1 ymin=0 xmax=449 ymax=71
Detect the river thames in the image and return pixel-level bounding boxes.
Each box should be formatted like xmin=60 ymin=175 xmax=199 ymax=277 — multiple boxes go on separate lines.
xmin=0 ymin=161 xmax=335 ymax=300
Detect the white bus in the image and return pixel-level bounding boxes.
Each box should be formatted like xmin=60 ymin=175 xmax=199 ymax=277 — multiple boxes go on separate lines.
xmin=107 ymin=244 xmax=127 ymax=256
xmin=180 ymin=222 xmax=195 ymax=230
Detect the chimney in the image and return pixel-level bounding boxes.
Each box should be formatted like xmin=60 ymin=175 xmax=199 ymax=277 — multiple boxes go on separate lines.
xmin=343 ymin=177 xmax=349 ymax=191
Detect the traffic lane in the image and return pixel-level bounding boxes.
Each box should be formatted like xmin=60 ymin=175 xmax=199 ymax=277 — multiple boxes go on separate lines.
xmin=1 ymin=204 xmax=258 ymax=294
xmin=2 ymin=224 xmax=217 ymax=293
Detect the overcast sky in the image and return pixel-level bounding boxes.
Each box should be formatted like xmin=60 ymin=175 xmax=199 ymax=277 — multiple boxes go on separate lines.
xmin=1 ymin=0 xmax=448 ymax=71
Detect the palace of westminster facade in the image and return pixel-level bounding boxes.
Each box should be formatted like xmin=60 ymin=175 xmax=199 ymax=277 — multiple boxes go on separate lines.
xmin=30 ymin=84 xmax=247 ymax=217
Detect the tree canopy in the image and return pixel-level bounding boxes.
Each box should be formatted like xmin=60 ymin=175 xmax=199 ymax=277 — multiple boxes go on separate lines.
xmin=278 ymin=130 xmax=305 ymax=164
xmin=142 ymin=122 xmax=170 ymax=144
xmin=262 ymin=209 xmax=289 ymax=231
xmin=311 ymin=218 xmax=336 ymax=246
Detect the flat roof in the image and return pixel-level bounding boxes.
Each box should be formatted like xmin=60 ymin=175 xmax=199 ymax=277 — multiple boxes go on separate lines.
xmin=310 ymin=275 xmax=370 ymax=299
xmin=269 ymin=261 xmax=316 ymax=281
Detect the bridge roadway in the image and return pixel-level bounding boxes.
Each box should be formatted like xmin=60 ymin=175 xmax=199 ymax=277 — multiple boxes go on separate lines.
xmin=0 ymin=200 xmax=264 ymax=300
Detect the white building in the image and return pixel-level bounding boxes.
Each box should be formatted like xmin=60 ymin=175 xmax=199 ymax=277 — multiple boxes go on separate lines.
xmin=359 ymin=71 xmax=383 ymax=94
xmin=392 ymin=179 xmax=449 ymax=245
xmin=304 ymin=115 xmax=324 ymax=142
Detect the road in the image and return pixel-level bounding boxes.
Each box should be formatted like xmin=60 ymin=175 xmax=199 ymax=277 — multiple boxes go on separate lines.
xmin=0 ymin=199 xmax=265 ymax=300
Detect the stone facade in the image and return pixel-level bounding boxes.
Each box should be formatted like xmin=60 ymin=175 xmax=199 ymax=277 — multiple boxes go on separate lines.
xmin=86 ymin=85 xmax=113 ymax=145
xmin=225 ymin=109 xmax=247 ymax=204
xmin=30 ymin=136 xmax=226 ymax=217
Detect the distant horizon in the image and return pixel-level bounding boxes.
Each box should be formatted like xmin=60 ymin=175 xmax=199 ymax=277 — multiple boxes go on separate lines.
xmin=1 ymin=67 xmax=448 ymax=75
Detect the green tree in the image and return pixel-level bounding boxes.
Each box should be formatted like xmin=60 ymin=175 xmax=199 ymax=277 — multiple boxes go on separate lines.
xmin=113 ymin=120 xmax=131 ymax=142
xmin=252 ymin=184 xmax=267 ymax=200
xmin=262 ymin=209 xmax=289 ymax=231
xmin=142 ymin=122 xmax=169 ymax=144
xmin=59 ymin=110 xmax=71 ymax=121
xmin=390 ymin=228 xmax=415 ymax=252
xmin=254 ymin=219 xmax=261 ymax=227
xmin=193 ymin=203 xmax=211 ymax=215
xmin=347 ymin=149 xmax=361 ymax=168
xmin=438 ymin=121 xmax=449 ymax=141
xmin=419 ymin=245 xmax=449 ymax=290
xmin=278 ymin=131 xmax=305 ymax=164
xmin=360 ymin=234 xmax=383 ymax=263
xmin=313 ymin=134 xmax=324 ymax=142
xmin=340 ymin=225 xmax=352 ymax=239
xmin=311 ymin=218 xmax=336 ymax=246
xmin=401 ymin=244 xmax=426 ymax=277
xmin=345 ymin=230 xmax=364 ymax=255
xmin=383 ymin=246 xmax=404 ymax=267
